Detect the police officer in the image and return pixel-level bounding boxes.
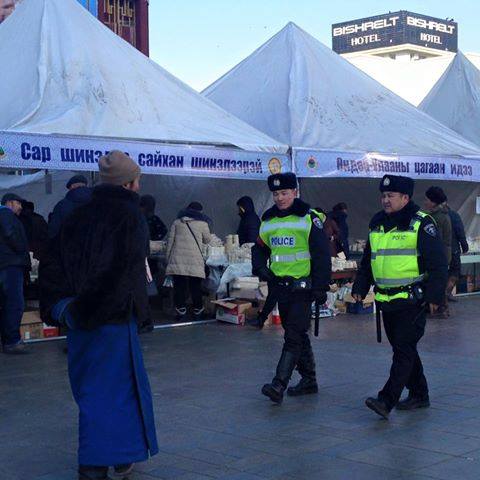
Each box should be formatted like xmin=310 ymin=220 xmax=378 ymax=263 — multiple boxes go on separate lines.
xmin=252 ymin=172 xmax=331 ymax=404
xmin=352 ymin=175 xmax=448 ymax=419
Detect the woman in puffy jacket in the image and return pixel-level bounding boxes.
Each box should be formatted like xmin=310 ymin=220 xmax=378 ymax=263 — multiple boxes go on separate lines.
xmin=166 ymin=202 xmax=211 ymax=320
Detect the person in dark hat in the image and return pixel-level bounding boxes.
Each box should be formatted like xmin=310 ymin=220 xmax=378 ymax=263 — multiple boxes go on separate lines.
xmin=48 ymin=174 xmax=92 ymax=240
xmin=0 ymin=192 xmax=30 ymax=354
xmin=423 ymin=186 xmax=452 ymax=318
xmin=352 ymin=175 xmax=448 ymax=419
xmin=252 ymin=172 xmax=331 ymax=404
xmin=40 ymin=151 xmax=158 ymax=479
xmin=236 ymin=196 xmax=261 ymax=245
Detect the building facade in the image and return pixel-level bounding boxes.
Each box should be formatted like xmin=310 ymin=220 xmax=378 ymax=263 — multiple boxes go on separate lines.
xmin=78 ymin=0 xmax=149 ymax=56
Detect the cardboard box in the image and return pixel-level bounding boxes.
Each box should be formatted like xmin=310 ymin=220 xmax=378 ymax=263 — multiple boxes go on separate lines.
xmin=212 ymin=298 xmax=252 ymax=325
xmin=20 ymin=310 xmax=44 ymax=340
xmin=230 ymin=288 xmax=258 ymax=300
xmin=43 ymin=324 xmax=60 ymax=338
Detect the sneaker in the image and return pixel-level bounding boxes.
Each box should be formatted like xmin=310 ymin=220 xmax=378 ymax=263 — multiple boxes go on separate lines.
xmin=78 ymin=465 xmax=109 ymax=480
xmin=193 ymin=307 xmax=206 ymax=320
xmin=396 ymin=396 xmax=430 ymax=410
xmin=3 ymin=341 xmax=28 ymax=355
xmin=365 ymin=397 xmax=390 ymax=419
xmin=113 ymin=463 xmax=134 ymax=477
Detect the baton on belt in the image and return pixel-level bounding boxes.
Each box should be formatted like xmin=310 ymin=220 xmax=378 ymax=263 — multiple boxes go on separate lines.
xmin=375 ymin=303 xmax=382 ymax=343
xmin=314 ymin=301 xmax=320 ymax=337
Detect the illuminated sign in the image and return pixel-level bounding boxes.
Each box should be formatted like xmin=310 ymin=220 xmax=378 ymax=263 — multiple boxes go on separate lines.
xmin=332 ymin=11 xmax=458 ymax=54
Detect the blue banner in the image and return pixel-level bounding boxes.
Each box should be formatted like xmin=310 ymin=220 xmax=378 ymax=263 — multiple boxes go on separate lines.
xmin=0 ymin=131 xmax=291 ymax=180
xmin=294 ymin=149 xmax=480 ymax=182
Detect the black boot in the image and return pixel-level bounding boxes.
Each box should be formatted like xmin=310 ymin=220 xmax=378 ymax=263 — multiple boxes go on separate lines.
xmin=396 ymin=394 xmax=430 ymax=410
xmin=262 ymin=350 xmax=297 ymax=404
xmin=287 ymin=342 xmax=318 ymax=397
xmin=365 ymin=397 xmax=390 ymax=419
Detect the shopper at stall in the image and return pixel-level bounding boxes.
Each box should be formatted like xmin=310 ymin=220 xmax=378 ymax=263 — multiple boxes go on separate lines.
xmin=140 ymin=194 xmax=168 ymax=241
xmin=424 ymin=186 xmax=452 ymax=318
xmin=236 ymin=196 xmax=261 ymax=245
xmin=41 ymin=151 xmax=158 ymax=480
xmin=48 ymin=174 xmax=92 ymax=240
xmin=0 ymin=193 xmax=30 ymax=354
xmin=166 ymin=202 xmax=212 ymax=321
xmin=317 ymin=207 xmax=341 ymax=257
xmin=253 ymin=172 xmax=331 ymax=404
xmin=19 ymin=201 xmax=48 ymax=262
xmin=446 ymin=202 xmax=469 ymax=301
xmin=328 ymin=202 xmax=349 ymax=257
xmin=353 ymin=175 xmax=448 ymax=419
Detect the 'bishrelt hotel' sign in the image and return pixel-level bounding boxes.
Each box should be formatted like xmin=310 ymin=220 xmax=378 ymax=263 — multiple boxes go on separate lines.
xmin=332 ymin=11 xmax=458 ymax=54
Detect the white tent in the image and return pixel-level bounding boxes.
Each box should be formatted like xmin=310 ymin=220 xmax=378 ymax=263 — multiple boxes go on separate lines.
xmin=349 ymin=52 xmax=480 ymax=107
xmin=0 ymin=0 xmax=286 ymax=154
xmin=203 ymin=23 xmax=480 ymax=236
xmin=0 ymin=0 xmax=290 ymax=236
xmin=419 ymin=52 xmax=480 ymax=148
xmin=203 ymin=22 xmax=480 ymax=158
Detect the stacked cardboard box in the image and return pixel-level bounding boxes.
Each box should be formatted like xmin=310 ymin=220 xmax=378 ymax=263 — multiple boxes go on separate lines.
xmin=20 ymin=310 xmax=44 ymax=340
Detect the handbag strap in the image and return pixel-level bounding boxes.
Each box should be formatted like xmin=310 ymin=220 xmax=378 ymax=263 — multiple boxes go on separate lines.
xmin=185 ymin=221 xmax=206 ymax=262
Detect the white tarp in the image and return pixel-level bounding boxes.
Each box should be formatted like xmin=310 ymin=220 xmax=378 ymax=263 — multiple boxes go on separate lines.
xmin=0 ymin=0 xmax=287 ymax=155
xmin=203 ymin=23 xmax=480 ymax=162
xmin=348 ymin=52 xmax=480 ymax=107
xmin=419 ymin=53 xmax=480 ymax=148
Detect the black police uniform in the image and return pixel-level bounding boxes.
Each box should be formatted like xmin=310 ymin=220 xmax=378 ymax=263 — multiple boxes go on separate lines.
xmin=252 ymin=173 xmax=331 ymax=404
xmin=353 ymin=185 xmax=448 ymax=418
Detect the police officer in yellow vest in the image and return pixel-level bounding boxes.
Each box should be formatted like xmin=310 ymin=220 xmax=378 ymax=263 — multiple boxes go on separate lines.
xmin=252 ymin=172 xmax=331 ymax=404
xmin=353 ymin=175 xmax=448 ymax=419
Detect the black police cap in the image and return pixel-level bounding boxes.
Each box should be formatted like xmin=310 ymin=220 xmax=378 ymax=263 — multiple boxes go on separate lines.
xmin=379 ymin=175 xmax=414 ymax=197
xmin=268 ymin=172 xmax=298 ymax=192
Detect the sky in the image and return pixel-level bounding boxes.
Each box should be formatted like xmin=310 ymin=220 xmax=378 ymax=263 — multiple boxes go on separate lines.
xmin=149 ymin=0 xmax=480 ymax=92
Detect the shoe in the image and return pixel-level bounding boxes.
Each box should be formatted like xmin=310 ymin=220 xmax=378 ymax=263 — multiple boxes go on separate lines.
xmin=262 ymin=379 xmax=285 ymax=404
xmin=193 ymin=307 xmax=207 ymax=321
xmin=113 ymin=463 xmax=134 ymax=477
xmin=365 ymin=397 xmax=390 ymax=419
xmin=287 ymin=377 xmax=318 ymax=396
xmin=78 ymin=465 xmax=109 ymax=480
xmin=287 ymin=341 xmax=318 ymax=396
xmin=175 ymin=307 xmax=187 ymax=321
xmin=3 ymin=342 xmax=28 ymax=355
xmin=262 ymin=350 xmax=297 ymax=404
xmin=396 ymin=395 xmax=430 ymax=410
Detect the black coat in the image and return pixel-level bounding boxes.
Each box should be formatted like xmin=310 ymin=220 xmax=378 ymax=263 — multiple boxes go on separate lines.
xmin=0 ymin=206 xmax=30 ymax=270
xmin=328 ymin=210 xmax=349 ymax=257
xmin=448 ymin=208 xmax=469 ymax=255
xmin=40 ymin=185 xmax=149 ymax=329
xmin=237 ymin=196 xmax=261 ymax=245
xmin=352 ymin=201 xmax=448 ymax=306
xmin=48 ymin=186 xmax=92 ymax=240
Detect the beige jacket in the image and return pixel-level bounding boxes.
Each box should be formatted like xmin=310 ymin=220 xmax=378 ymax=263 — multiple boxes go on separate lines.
xmin=166 ymin=217 xmax=211 ymax=278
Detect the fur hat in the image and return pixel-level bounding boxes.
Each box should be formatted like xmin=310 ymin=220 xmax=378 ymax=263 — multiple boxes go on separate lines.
xmin=425 ymin=186 xmax=447 ymax=205
xmin=268 ymin=172 xmax=297 ymax=192
xmin=379 ymin=175 xmax=414 ymax=197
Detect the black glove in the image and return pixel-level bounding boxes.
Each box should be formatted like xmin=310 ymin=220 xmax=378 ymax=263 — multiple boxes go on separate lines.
xmin=257 ymin=266 xmax=276 ymax=283
xmin=312 ymin=290 xmax=327 ymax=305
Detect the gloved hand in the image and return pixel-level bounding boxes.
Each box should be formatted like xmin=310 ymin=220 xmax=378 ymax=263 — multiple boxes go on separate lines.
xmin=257 ymin=266 xmax=276 ymax=284
xmin=312 ymin=290 xmax=327 ymax=305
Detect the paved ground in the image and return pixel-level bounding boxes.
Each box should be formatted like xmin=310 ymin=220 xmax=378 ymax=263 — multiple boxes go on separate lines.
xmin=2 ymin=297 xmax=480 ymax=480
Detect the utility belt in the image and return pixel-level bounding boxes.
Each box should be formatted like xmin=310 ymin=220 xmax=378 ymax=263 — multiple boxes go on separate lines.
xmin=375 ymin=282 xmax=424 ymax=302
xmin=276 ymin=276 xmax=312 ymax=292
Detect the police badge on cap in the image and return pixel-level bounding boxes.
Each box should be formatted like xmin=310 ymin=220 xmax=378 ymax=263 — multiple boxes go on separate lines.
xmin=268 ymin=172 xmax=298 ymax=192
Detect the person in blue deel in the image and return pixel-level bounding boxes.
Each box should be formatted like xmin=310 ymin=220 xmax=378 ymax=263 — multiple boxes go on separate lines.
xmin=42 ymin=151 xmax=158 ymax=480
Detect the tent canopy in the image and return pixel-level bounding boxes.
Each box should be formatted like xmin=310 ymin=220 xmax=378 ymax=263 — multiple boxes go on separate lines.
xmin=419 ymin=52 xmax=480 ymax=148
xmin=0 ymin=0 xmax=286 ymax=154
xmin=203 ymin=23 xmax=480 ymax=158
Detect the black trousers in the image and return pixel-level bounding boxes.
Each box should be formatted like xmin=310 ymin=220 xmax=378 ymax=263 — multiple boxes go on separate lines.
xmin=173 ymin=275 xmax=203 ymax=310
xmin=378 ymin=302 xmax=429 ymax=409
xmin=278 ymin=290 xmax=313 ymax=364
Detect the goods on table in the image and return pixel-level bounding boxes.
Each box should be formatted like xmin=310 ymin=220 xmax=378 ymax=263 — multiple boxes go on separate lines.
xmin=350 ymin=240 xmax=367 ymax=253
xmin=331 ymin=257 xmax=357 ymax=272
xmin=467 ymin=237 xmax=480 ymax=253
